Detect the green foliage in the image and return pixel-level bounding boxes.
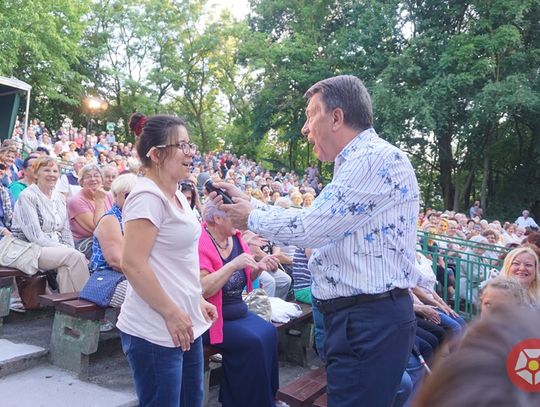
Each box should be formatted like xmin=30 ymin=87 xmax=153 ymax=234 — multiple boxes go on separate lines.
xmin=1 ymin=0 xmax=539 ymax=220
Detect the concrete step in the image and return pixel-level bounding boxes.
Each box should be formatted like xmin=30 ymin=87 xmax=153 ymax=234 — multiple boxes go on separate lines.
xmin=0 ymin=339 xmax=48 ymax=378
xmin=0 ymin=364 xmax=138 ymax=407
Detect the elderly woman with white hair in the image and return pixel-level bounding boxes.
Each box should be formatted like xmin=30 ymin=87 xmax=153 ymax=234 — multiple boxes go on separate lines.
xmin=198 ymin=200 xmax=287 ymax=407
xmin=68 ymin=164 xmax=114 ymax=258
xmin=79 ymin=173 xmax=139 ymax=311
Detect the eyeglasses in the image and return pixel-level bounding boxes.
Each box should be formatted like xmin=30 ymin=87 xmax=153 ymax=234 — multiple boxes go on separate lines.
xmin=155 ymin=142 xmax=198 ymax=155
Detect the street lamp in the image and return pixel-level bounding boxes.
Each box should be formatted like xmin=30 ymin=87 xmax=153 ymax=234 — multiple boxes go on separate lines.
xmin=84 ymin=96 xmax=108 ymax=151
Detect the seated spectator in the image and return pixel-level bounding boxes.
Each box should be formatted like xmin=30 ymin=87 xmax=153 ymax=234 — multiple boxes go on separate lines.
xmin=468 ymin=200 xmax=483 ymax=219
xmin=515 ymin=209 xmax=539 ymax=230
xmin=57 ymin=156 xmax=86 ymax=198
xmin=80 ymin=173 xmax=138 ymax=309
xmin=458 ymin=235 xmax=490 ymax=304
xmin=413 ymin=252 xmax=466 ymax=337
xmin=290 ymin=191 xmax=303 ymax=209
xmin=498 ymin=246 xmax=540 ymax=307
xmin=302 ymin=192 xmax=314 ymax=208
xmin=68 ymin=164 xmax=114 ymax=259
xmin=180 ymin=180 xmax=202 ymax=221
xmin=481 ymin=229 xmax=502 ymax=265
xmin=22 ymin=127 xmax=39 ymax=159
xmin=246 ymin=235 xmax=292 ymax=300
xmin=291 ymin=247 xmax=326 ymax=361
xmin=1 ymin=146 xmax=19 ymax=187
xmin=270 ymin=191 xmax=281 ymax=204
xmin=9 ymin=155 xmax=38 ymax=201
xmin=0 ymin=164 xmax=14 ymax=236
xmin=480 ymin=277 xmax=526 ymax=319
xmin=199 ymin=201 xmax=284 ymax=407
xmin=11 ymin=156 xmax=89 ymax=293
xmin=260 ymin=184 xmax=271 ymax=204
xmin=102 ymin=165 xmax=119 ymax=192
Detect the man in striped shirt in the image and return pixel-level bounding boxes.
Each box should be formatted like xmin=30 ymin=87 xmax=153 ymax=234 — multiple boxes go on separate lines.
xmin=213 ymin=75 xmax=420 ymax=407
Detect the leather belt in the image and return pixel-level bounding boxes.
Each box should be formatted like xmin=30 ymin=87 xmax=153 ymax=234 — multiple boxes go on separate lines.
xmin=314 ymin=288 xmax=409 ymax=315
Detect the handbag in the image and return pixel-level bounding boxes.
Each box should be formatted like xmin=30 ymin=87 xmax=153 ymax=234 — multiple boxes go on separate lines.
xmin=244 ymin=288 xmax=273 ymax=322
xmin=79 ymin=268 xmax=126 ymax=308
xmin=0 ymin=235 xmax=41 ymax=275
xmin=16 ymin=275 xmax=47 ymax=310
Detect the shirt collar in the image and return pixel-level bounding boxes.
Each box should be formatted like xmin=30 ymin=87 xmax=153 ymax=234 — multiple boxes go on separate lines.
xmin=335 ymin=128 xmax=376 ymax=171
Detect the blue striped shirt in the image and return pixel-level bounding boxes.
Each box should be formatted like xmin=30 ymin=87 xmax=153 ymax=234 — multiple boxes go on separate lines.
xmin=248 ymin=128 xmax=420 ymax=299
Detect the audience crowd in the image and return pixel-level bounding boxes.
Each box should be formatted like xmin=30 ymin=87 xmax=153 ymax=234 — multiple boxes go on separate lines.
xmin=4 ymin=116 xmax=540 ymax=406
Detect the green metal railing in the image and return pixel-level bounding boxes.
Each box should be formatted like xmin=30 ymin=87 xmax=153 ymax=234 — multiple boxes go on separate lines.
xmin=417 ymin=231 xmax=510 ymax=320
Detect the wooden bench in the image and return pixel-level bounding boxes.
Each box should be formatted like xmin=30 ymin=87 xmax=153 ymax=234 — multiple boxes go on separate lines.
xmin=277 ymin=366 xmax=327 ymax=407
xmin=0 ymin=267 xmax=48 ymax=326
xmin=312 ymin=393 xmax=328 ymax=407
xmin=274 ymin=302 xmax=314 ymax=367
xmin=39 ymin=293 xmax=106 ymax=378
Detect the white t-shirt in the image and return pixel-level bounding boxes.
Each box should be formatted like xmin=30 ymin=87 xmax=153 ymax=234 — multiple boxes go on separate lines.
xmin=117 ymin=177 xmax=210 ymax=347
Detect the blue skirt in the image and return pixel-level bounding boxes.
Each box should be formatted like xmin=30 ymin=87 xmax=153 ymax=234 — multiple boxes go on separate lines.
xmin=207 ymin=311 xmax=279 ymax=407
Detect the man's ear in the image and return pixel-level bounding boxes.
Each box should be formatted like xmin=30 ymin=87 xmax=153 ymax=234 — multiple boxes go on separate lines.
xmin=332 ymin=108 xmax=345 ymax=130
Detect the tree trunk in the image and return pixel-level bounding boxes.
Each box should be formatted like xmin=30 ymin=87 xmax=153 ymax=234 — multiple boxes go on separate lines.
xmin=462 ymin=167 xmax=475 ymax=211
xmin=480 ymin=128 xmax=494 ymax=212
xmin=436 ymin=130 xmax=454 ymax=210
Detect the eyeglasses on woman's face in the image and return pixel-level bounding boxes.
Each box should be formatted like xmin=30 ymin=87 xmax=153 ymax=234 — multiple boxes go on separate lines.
xmin=155 ymin=141 xmax=198 ymax=155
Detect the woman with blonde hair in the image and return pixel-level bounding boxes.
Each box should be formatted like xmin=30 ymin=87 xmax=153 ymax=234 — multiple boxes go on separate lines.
xmin=499 ymin=246 xmax=540 ymax=307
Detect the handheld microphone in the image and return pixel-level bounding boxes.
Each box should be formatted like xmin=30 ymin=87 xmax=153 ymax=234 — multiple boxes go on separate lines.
xmin=200 ymin=174 xmax=234 ymax=204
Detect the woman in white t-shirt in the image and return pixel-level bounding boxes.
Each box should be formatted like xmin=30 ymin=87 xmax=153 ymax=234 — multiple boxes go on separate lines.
xmin=118 ymin=113 xmax=217 ymax=407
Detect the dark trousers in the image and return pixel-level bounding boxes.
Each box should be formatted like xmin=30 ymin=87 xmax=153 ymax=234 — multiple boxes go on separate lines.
xmin=323 ymin=293 xmax=416 ymax=407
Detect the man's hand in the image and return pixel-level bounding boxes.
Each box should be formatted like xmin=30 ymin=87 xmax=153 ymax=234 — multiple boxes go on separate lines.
xmin=209 ymin=194 xmax=253 ymax=230
xmin=212 ymin=182 xmax=250 ymax=202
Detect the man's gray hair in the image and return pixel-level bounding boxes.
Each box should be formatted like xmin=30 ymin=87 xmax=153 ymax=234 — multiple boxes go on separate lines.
xmin=304 ymin=75 xmax=373 ymax=131
xmin=202 ymin=200 xmax=226 ymax=224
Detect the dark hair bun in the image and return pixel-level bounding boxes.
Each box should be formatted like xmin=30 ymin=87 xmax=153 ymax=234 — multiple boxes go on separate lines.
xmin=129 ymin=112 xmax=147 ymax=136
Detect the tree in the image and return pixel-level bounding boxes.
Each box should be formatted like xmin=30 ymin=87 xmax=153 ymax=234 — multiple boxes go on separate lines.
xmin=0 ymin=0 xmax=92 ymax=128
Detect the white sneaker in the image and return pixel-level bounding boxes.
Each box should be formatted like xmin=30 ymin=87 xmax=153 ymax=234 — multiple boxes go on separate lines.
xmin=9 ymin=298 xmax=26 ymax=313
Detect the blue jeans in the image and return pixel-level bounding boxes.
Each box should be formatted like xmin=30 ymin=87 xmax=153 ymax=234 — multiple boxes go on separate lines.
xmin=436 ymin=309 xmax=466 ymax=337
xmin=322 ymin=293 xmax=416 ymax=407
xmin=311 ymin=297 xmax=326 ymax=363
xmin=120 ymin=331 xmax=204 ymax=407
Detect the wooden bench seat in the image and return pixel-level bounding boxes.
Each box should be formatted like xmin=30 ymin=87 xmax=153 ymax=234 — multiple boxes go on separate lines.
xmin=277 ymin=366 xmax=327 ymax=407
xmin=312 ymin=393 xmax=327 ymax=407
xmin=0 ymin=267 xmax=48 ymax=325
xmin=39 ymin=293 xmax=107 ymax=377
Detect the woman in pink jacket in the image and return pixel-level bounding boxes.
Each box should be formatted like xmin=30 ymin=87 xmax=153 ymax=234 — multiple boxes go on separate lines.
xmin=199 ymin=201 xmax=287 ymax=407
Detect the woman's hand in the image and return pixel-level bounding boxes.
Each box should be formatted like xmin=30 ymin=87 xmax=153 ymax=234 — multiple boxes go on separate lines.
xmin=440 ymin=303 xmax=460 ymax=319
xmin=418 ymin=305 xmax=441 ymax=324
xmin=230 ymin=253 xmax=259 ymax=270
xmin=258 ymin=255 xmax=280 ymax=272
xmin=200 ymin=297 xmax=218 ymax=323
xmin=164 ymin=307 xmax=194 ymax=351
xmin=242 ymin=231 xmax=268 ymax=248
xmin=94 ymin=187 xmax=107 ymax=200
